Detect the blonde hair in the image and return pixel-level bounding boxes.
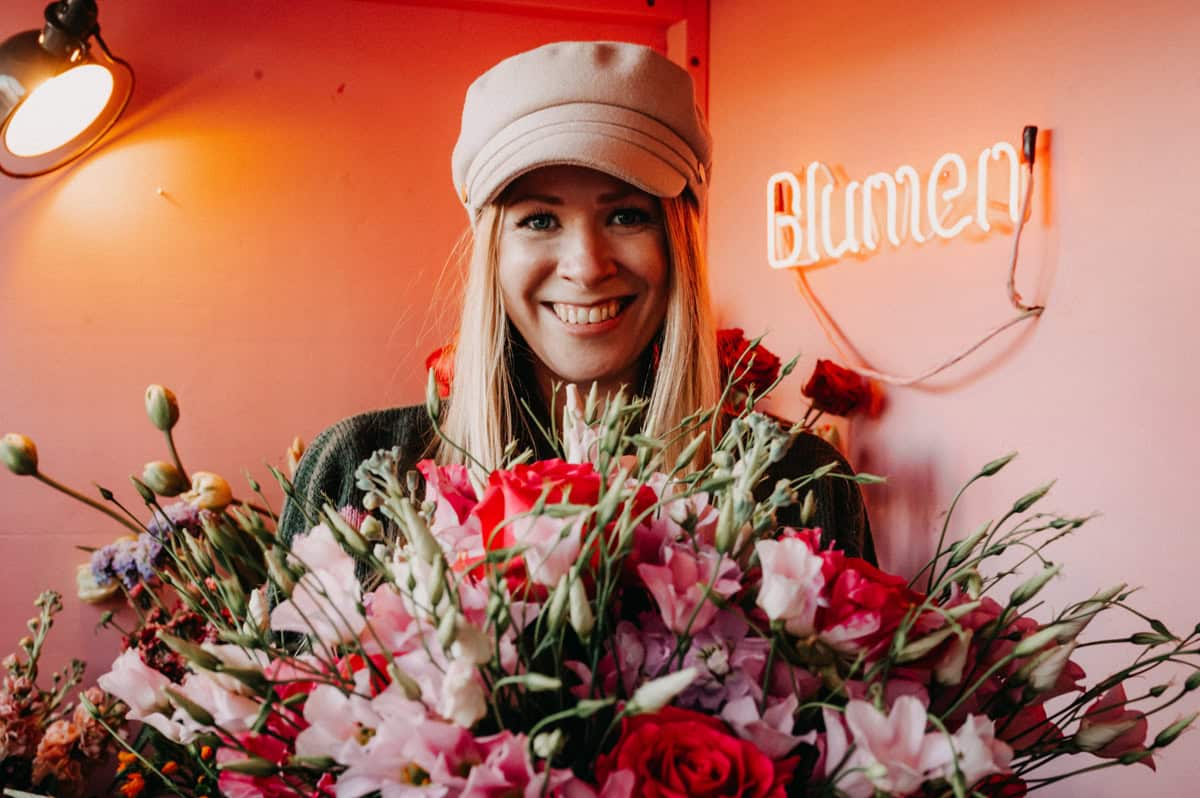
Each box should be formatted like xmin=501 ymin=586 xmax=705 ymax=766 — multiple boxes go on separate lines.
xmin=437 ymin=192 xmax=721 ymax=471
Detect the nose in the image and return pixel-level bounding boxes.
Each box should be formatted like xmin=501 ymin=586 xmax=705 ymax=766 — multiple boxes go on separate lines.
xmin=556 ymin=221 xmax=617 ymax=287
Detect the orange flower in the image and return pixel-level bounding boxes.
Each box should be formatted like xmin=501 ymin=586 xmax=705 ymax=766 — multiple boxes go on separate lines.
xmin=117 ymin=750 xmax=138 ymax=773
xmin=162 ymin=760 xmax=179 ymax=775
xmin=119 ymin=772 xmax=146 ymax=797
xmin=200 ymin=744 xmax=213 ymax=760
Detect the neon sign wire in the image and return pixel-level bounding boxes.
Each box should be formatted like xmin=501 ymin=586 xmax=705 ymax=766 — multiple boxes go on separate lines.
xmin=768 ymin=126 xmax=1045 ymax=387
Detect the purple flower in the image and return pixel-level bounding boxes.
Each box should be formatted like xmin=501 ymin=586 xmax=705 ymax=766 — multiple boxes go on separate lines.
xmin=146 ymin=500 xmax=203 ymax=539
xmin=90 ymin=533 xmax=166 ymax=589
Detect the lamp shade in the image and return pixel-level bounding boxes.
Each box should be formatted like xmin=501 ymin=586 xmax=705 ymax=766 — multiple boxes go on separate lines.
xmin=0 ymin=23 xmax=132 ymax=177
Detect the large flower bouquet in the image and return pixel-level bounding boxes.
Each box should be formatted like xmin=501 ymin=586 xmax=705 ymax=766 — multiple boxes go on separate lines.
xmin=3 ymin=347 xmax=1198 ymax=797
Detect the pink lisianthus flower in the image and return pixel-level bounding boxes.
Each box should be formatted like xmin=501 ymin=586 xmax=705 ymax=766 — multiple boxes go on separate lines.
xmin=944 ymin=715 xmax=1014 ymax=788
xmin=294 ymin=676 xmax=383 ymax=766
xmin=270 ymin=524 xmax=365 ymax=646
xmin=638 ymin=542 xmax=741 ymax=635
xmin=175 ymin=670 xmax=261 ymax=737
xmin=1076 ymin=683 xmax=1156 ymax=769
xmin=412 ymin=460 xmax=489 ymax=572
xmin=460 ymin=730 xmax=580 ymax=797
xmin=816 ymin=556 xmax=920 ymax=657
xmin=823 ymin=696 xmax=953 ymax=797
xmin=754 ymin=536 xmax=826 ymax=635
xmin=97 ymin=648 xmax=171 ymax=721
xmin=720 ymin=693 xmax=807 ymax=759
xmin=98 ymin=648 xmax=197 ymax=742
xmin=218 ymin=731 xmax=334 ymax=798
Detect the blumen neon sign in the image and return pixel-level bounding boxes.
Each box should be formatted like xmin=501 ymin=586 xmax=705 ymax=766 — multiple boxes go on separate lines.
xmin=767 ymin=140 xmax=1024 ymax=268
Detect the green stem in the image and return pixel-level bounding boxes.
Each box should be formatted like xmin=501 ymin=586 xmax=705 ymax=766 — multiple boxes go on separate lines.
xmin=34 ymin=472 xmax=143 ymax=535
xmin=165 ymin=429 xmax=188 ymax=483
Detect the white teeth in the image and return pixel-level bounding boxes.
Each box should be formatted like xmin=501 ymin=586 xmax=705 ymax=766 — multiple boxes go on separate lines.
xmin=552 ymin=300 xmax=623 ymax=325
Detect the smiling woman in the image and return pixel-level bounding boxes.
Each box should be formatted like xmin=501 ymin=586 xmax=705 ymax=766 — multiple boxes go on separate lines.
xmin=279 ymin=40 xmax=874 ymax=561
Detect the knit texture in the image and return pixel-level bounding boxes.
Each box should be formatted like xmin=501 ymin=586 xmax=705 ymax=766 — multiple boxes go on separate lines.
xmin=279 ymin=405 xmax=875 ymax=563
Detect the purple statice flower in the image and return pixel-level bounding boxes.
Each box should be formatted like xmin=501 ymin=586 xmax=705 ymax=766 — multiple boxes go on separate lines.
xmin=146 ymin=500 xmax=203 ymax=539
xmin=90 ymin=532 xmax=166 ymax=589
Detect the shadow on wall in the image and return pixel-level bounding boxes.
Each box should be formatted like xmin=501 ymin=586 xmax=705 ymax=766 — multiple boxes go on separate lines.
xmin=853 ymin=439 xmax=939 ymax=578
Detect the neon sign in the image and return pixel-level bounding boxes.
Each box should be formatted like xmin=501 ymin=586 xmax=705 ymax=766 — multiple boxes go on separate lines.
xmin=767 ymin=140 xmax=1024 ymax=269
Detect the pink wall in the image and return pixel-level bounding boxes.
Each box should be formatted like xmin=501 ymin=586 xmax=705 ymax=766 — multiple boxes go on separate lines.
xmin=0 ymin=0 xmax=681 ymax=713
xmin=708 ymin=0 xmax=1200 ymax=792
xmin=3 ymin=0 xmax=1198 ymax=793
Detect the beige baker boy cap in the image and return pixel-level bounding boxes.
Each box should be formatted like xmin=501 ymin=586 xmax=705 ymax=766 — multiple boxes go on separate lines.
xmin=452 ymin=40 xmax=712 ymax=218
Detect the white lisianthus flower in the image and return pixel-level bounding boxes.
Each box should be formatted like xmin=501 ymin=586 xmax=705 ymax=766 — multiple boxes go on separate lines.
xmin=755 ymin=537 xmax=826 ymax=635
xmin=439 ymin=656 xmax=487 ymax=727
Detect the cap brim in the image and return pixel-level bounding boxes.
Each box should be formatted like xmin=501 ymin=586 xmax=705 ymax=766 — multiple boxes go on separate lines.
xmin=464 ymin=103 xmax=700 ymax=215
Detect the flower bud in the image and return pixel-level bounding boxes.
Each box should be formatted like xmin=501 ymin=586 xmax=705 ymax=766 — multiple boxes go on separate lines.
xmin=1011 ymin=480 xmax=1055 ymax=514
xmin=1 ymin=433 xmax=38 ymax=476
xmin=1153 ymin=712 xmax=1199 ymax=748
xmin=387 ymin=662 xmax=423 ymax=700
xmin=156 ymin=631 xmax=222 ymax=671
xmin=220 ymin=666 xmax=270 ymax=693
xmin=799 ymin=490 xmax=816 ymax=526
xmin=265 ymin=547 xmax=295 ymax=596
xmin=533 ymin=729 xmax=565 ymax=760
xmin=129 ymin=476 xmax=156 ymax=503
xmin=219 ymin=757 xmax=278 ymax=777
xmin=1021 ymin=642 xmax=1077 ymax=693
xmin=144 ymin=385 xmax=180 ymax=431
xmin=437 ymin=612 xmax=458 ymax=650
xmin=568 ymin=578 xmax=594 ymax=641
xmin=164 ymin=687 xmax=216 ymax=727
xmin=322 ymin=505 xmax=370 ymax=557
xmin=285 ymin=436 xmax=305 ymax=478
xmin=546 ymin=576 xmax=570 ymax=634
xmin=629 ymin=668 xmax=697 ymax=714
xmin=895 ymin=626 xmax=957 ymax=663
xmin=1075 ymin=719 xmax=1138 ymax=752
xmin=360 ymin=515 xmax=383 ymax=541
xmin=182 ymin=471 xmax=233 ymax=512
xmin=142 ymin=461 xmax=188 ymax=497
xmin=1013 ymin=624 xmax=1068 ymax=657
xmin=1009 ymin=563 xmax=1062 ymax=607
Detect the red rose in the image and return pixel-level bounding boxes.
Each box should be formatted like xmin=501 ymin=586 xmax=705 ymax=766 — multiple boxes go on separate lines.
xmin=470 ymin=459 xmax=602 ymax=594
xmin=596 ymin=706 xmax=796 ymax=798
xmin=718 ymin=328 xmax=782 ymax=398
xmin=425 ymin=341 xmax=456 ymax=399
xmin=801 ymin=359 xmax=874 ymax=417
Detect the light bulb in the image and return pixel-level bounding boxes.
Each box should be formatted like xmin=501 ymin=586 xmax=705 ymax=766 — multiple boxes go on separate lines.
xmin=4 ymin=63 xmax=113 ymax=157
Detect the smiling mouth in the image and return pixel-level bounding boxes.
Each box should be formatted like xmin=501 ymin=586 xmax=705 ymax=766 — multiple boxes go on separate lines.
xmin=549 ymin=297 xmax=632 ymax=326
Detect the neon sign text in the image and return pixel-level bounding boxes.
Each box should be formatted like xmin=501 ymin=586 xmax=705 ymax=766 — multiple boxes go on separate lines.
xmin=767 ymin=141 xmax=1023 ymax=268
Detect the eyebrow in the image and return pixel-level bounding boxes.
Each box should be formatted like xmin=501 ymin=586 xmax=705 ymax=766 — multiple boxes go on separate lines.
xmin=505 ymin=188 xmax=641 ymax=206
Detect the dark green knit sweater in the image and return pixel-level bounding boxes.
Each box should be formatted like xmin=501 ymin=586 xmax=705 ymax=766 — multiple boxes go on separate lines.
xmin=278 ymin=405 xmax=875 ymax=562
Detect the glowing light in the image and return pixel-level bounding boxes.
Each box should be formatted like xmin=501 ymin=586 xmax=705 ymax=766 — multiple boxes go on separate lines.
xmin=4 ymin=64 xmax=114 ymax=157
xmin=767 ymin=139 xmax=1025 ymax=269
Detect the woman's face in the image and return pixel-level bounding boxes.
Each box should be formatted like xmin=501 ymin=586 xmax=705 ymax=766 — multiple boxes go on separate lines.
xmin=496 ymin=165 xmax=670 ymax=398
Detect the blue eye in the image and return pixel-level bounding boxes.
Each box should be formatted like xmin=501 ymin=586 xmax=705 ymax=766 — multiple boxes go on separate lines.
xmin=517 ymin=211 xmax=557 ymax=231
xmin=610 ymin=208 xmax=653 ymax=226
